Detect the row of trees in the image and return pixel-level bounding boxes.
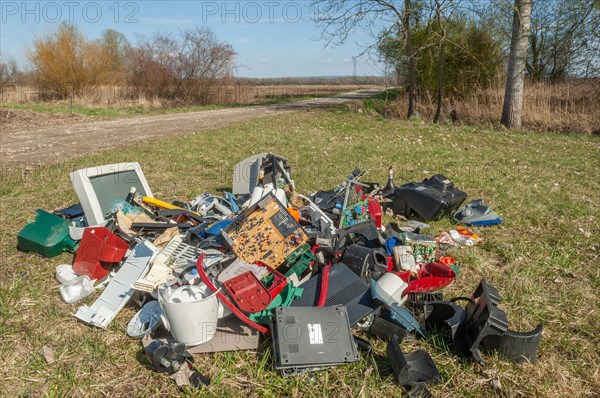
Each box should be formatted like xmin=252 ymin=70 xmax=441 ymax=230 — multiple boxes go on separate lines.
xmin=312 ymin=0 xmax=599 ymax=128
xmin=14 ymin=24 xmax=236 ymax=103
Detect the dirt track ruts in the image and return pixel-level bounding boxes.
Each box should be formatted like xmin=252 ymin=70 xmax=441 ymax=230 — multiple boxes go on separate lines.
xmin=0 ymin=89 xmax=382 ymax=168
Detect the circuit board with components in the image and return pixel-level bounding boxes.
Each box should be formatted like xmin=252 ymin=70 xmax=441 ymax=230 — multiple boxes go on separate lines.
xmin=223 ymin=194 xmax=308 ymax=269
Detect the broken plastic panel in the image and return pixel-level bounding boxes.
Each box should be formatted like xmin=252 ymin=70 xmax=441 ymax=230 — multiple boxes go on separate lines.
xmin=389 ymin=304 xmax=428 ymax=339
xmin=424 ymin=300 xmax=469 ymax=356
xmin=223 ymin=192 xmax=240 ymax=213
xmin=222 ymin=265 xmax=287 ymax=313
xmin=291 ymin=262 xmax=378 ymax=326
xmin=74 ymin=240 xmax=156 ymax=329
xmin=335 ymin=219 xmax=382 ymax=250
xmin=465 ymin=280 xmax=543 ymax=364
xmin=425 ymin=280 xmax=544 ymax=364
xmin=292 ymin=194 xmax=337 ymax=239
xmin=189 ymin=193 xmax=234 ymax=220
xmin=367 ymin=197 xmax=383 ymax=228
xmin=53 ymin=203 xmax=85 ymax=220
xmin=494 ymin=324 xmax=544 ymax=364
xmin=394 ymin=245 xmax=417 ymax=273
xmin=217 ymin=259 xmax=269 ymax=283
xmin=464 ymin=280 xmax=510 ymax=364
xmin=369 ymin=310 xmax=409 ymax=342
xmin=270 ymin=306 xmax=359 ymax=374
xmin=17 ymin=209 xmax=78 ymax=258
xmin=72 ymin=227 xmax=129 ymax=281
xmin=232 ymin=153 xmax=294 ymax=195
xmin=395 ymin=262 xmax=457 ymax=295
xmin=205 ymin=219 xmax=234 ymax=236
xmin=386 ymin=335 xmax=441 ymax=398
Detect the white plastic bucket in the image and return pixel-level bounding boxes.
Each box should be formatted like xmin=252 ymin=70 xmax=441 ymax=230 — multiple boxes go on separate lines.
xmin=158 ymin=284 xmax=220 ymax=346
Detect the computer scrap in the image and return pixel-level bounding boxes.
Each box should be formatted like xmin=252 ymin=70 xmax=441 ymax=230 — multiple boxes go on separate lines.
xmin=18 ymin=153 xmax=538 ymax=394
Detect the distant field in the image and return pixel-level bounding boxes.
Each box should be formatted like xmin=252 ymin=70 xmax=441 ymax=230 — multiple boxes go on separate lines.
xmin=0 ymin=107 xmax=598 ymax=397
xmin=3 ymin=78 xmax=597 ymax=135
xmin=0 ymin=83 xmax=383 ymax=112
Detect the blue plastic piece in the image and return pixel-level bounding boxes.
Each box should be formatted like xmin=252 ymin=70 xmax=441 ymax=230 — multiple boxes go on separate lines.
xmin=390 ymin=304 xmax=428 ymax=338
xmin=467 ymin=218 xmax=503 ymax=227
xmin=453 ymin=199 xmax=502 ymax=227
xmin=206 ymin=219 xmax=234 ymax=235
xmin=224 ymin=192 xmax=240 ymax=213
xmin=385 ymin=236 xmax=402 ymax=255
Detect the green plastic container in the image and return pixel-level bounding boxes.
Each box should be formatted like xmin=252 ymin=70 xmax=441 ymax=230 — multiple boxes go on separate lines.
xmin=17 ymin=209 xmax=78 ymax=258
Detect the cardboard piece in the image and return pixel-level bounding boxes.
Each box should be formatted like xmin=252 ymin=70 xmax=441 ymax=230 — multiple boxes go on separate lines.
xmin=142 ymin=314 xmax=260 ymax=354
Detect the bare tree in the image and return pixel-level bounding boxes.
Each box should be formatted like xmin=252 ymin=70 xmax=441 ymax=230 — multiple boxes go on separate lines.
xmin=528 ymin=0 xmax=599 ymax=81
xmin=0 ymin=55 xmax=20 ymax=90
xmin=501 ymin=0 xmax=533 ymax=129
xmin=311 ymin=0 xmax=420 ymax=117
xmin=125 ymin=28 xmax=235 ymax=104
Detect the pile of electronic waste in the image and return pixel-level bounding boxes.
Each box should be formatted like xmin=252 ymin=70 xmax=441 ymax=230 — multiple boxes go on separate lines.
xmin=17 ymin=153 xmax=540 ymax=395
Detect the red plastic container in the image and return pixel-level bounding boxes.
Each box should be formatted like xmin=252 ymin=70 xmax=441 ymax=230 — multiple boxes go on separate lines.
xmin=73 ymin=227 xmax=129 ymax=280
xmin=367 ymin=197 xmax=383 ymax=228
xmin=392 ymin=262 xmax=456 ymax=294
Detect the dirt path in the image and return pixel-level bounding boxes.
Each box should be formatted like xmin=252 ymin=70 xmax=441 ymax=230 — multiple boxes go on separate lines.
xmin=1 ymin=89 xmax=382 ymax=168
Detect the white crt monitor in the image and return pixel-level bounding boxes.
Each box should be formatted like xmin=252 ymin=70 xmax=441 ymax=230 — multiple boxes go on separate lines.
xmin=70 ymin=162 xmax=153 ymax=226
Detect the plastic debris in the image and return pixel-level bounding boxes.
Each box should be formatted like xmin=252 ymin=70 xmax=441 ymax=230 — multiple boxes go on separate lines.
xmin=18 ymin=156 xmax=541 ymax=393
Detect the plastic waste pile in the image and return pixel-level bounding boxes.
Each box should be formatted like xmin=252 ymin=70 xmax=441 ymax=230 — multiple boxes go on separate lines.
xmin=17 ymin=154 xmax=540 ymax=394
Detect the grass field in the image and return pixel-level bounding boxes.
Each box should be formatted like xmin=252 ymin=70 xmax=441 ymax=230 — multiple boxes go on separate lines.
xmin=1 ymin=106 xmax=599 ymax=397
xmin=0 ymin=101 xmax=234 ymax=118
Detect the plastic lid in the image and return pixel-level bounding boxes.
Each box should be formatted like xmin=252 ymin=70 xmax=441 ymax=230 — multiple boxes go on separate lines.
xmin=126 ymin=301 xmax=163 ymax=339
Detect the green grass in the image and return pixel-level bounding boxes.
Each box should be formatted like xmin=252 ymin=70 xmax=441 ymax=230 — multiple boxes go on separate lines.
xmin=1 ymin=93 xmax=333 ymax=119
xmin=0 ymin=101 xmax=235 ymax=118
xmin=1 ymin=107 xmax=599 ymax=397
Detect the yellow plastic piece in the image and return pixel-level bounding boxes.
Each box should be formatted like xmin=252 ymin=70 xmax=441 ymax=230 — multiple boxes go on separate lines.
xmin=142 ymin=197 xmax=201 ymax=216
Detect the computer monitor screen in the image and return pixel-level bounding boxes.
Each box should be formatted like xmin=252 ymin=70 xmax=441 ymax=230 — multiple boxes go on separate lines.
xmin=70 ymin=162 xmax=153 ymax=226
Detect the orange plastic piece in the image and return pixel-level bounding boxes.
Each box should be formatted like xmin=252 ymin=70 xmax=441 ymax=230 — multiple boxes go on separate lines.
xmin=287 ymin=207 xmax=300 ymax=222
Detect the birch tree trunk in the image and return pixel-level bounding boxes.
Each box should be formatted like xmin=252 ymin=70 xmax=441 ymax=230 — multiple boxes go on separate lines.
xmin=404 ymin=0 xmax=417 ymax=118
xmin=501 ymin=0 xmax=533 ymax=128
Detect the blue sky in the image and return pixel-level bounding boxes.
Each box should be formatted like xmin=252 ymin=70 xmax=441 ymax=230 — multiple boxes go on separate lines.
xmin=0 ymin=0 xmax=385 ymax=77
